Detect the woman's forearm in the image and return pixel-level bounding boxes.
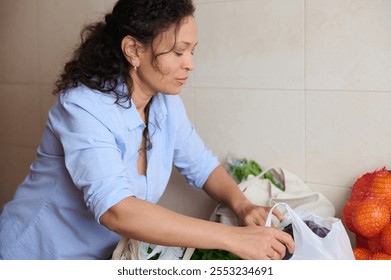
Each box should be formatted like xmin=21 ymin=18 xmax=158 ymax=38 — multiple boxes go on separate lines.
xmin=100 ymin=196 xmax=233 ymax=250
xmin=202 ymin=164 xmax=253 ymax=218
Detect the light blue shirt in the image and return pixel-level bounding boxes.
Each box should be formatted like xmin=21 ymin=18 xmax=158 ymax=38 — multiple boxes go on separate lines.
xmin=0 ymin=82 xmax=219 ymax=259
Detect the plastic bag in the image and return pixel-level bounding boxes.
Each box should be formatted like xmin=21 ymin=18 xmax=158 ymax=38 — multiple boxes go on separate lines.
xmin=266 ymin=203 xmax=355 ymax=260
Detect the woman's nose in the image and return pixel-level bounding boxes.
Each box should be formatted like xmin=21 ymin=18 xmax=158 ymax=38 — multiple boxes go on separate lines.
xmin=184 ymin=54 xmax=195 ymax=71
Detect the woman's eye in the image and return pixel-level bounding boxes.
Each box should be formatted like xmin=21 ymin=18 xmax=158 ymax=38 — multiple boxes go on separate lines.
xmin=174 ymin=48 xmax=195 ymax=56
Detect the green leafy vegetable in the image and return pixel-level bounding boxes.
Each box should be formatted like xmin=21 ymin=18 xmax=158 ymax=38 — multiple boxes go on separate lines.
xmin=262 ymin=171 xmax=285 ymax=191
xmin=228 ymin=157 xmax=285 ymax=191
xmin=147 ymin=247 xmax=161 ymax=260
xmin=190 ymin=249 xmax=241 ymax=260
xmin=229 ymin=158 xmax=262 ymax=183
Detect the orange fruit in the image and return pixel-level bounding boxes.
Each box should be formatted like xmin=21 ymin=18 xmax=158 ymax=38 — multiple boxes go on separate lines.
xmin=353 ymin=247 xmax=371 ymax=260
xmin=370 ymin=252 xmax=391 ymax=260
xmin=342 ymin=200 xmax=360 ymax=233
xmin=369 ymin=170 xmax=391 ymax=202
xmin=350 ymin=172 xmax=373 ymax=201
xmin=352 ymin=200 xmax=390 ymax=238
xmin=380 ymin=223 xmax=391 ymax=254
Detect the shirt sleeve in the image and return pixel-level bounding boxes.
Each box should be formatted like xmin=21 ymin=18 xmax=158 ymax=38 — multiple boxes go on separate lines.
xmin=171 ymin=97 xmax=220 ymax=189
xmin=52 ymin=92 xmax=135 ymax=222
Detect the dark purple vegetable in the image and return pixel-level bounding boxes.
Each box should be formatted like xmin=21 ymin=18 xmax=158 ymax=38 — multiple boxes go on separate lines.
xmin=282 ymin=220 xmax=330 ymax=260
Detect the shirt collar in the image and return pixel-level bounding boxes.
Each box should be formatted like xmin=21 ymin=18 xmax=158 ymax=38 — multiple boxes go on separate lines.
xmin=114 ymin=80 xmax=168 ymax=131
xmin=120 ymin=95 xmax=168 ymax=132
xmin=149 ymin=93 xmax=168 ymax=131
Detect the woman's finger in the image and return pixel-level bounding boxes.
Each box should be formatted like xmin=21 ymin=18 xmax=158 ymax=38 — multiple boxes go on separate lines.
xmin=271 ymin=207 xmax=284 ymax=221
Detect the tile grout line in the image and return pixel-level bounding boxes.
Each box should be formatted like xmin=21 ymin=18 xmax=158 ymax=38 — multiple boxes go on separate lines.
xmin=304 ymin=0 xmax=307 ymax=183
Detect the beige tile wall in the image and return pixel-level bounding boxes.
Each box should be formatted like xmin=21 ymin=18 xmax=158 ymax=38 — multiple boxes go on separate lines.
xmin=1 ymin=1 xmax=390 ymax=243
xmin=0 ymin=0 xmax=110 ymax=206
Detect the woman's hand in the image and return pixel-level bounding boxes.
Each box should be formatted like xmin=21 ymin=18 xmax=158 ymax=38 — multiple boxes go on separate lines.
xmin=202 ymin=165 xmax=284 ymax=227
xmin=235 ymin=200 xmax=284 ymax=226
xmin=201 ymin=165 xmax=294 ymax=259
xmin=227 ymin=224 xmax=294 ymax=260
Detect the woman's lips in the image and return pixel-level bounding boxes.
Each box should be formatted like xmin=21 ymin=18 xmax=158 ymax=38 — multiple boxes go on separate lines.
xmin=176 ymin=77 xmax=188 ymax=84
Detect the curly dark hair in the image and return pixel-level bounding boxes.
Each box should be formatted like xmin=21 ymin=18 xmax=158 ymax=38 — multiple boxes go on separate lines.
xmin=53 ymin=0 xmax=195 ymax=103
xmin=53 ymin=0 xmax=195 ymax=152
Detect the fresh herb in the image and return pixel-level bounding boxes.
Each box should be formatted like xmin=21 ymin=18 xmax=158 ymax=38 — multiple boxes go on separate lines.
xmin=228 ymin=157 xmax=285 ymax=191
xmin=190 ymin=249 xmax=241 ymax=260
xmin=229 ymin=158 xmax=262 ymax=183
xmin=147 ymin=247 xmax=161 ymax=260
xmin=263 ymin=171 xmax=285 ymax=191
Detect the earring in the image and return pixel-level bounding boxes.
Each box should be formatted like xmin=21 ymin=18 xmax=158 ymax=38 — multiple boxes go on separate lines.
xmin=131 ymin=60 xmax=137 ymax=72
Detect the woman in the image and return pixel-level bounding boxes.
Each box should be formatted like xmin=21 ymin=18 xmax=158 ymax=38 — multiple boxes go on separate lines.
xmin=0 ymin=0 xmax=294 ymax=260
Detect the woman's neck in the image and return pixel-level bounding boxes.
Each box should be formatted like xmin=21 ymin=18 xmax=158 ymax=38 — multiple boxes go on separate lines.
xmin=127 ymin=79 xmax=155 ymax=123
xmin=133 ymin=92 xmax=152 ymax=122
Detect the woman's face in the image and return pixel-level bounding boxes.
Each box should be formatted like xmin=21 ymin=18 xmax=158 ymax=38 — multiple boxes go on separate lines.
xmin=134 ymin=16 xmax=198 ymax=97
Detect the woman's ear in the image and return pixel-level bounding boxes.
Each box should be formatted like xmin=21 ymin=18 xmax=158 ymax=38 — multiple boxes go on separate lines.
xmin=121 ymin=36 xmax=140 ymax=68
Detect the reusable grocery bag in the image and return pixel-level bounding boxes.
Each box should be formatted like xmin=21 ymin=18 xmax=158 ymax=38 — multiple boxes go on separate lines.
xmin=210 ymin=167 xmax=336 ymax=226
xmin=111 ymin=238 xmax=185 ymax=260
xmin=265 ymin=203 xmax=355 ymax=260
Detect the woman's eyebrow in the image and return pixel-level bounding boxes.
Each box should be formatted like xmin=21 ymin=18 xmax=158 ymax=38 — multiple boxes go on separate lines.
xmin=177 ymin=41 xmax=198 ymax=47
